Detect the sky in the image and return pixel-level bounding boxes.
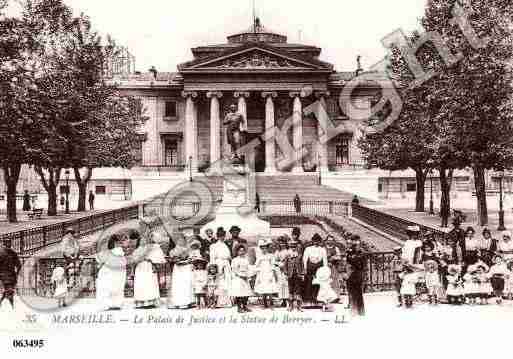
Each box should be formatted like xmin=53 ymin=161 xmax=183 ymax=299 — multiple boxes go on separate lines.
xmin=10 ymin=0 xmax=428 ymax=73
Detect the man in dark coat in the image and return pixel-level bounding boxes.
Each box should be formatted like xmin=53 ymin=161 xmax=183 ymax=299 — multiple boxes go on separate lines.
xmin=88 ymin=190 xmax=95 ymax=211
xmin=293 ymin=194 xmax=301 ymax=213
xmin=448 ymin=218 xmax=465 ymax=264
xmin=345 ymin=236 xmax=367 ymax=316
xmin=22 ymin=190 xmax=31 ymax=212
xmin=192 ymin=227 xmax=210 ymax=259
xmin=0 ymin=239 xmax=22 ymax=309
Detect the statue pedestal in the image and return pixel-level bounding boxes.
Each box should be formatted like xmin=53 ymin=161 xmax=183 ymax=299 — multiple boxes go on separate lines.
xmin=202 ymin=167 xmax=270 ymax=242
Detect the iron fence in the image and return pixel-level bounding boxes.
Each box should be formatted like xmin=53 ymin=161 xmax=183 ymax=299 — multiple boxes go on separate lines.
xmin=351 ymin=204 xmax=447 ymax=241
xmin=13 ymin=251 xmax=395 ymax=299
xmin=1 ymin=205 xmax=140 ymax=256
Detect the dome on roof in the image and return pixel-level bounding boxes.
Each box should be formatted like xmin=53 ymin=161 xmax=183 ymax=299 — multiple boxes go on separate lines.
xmin=227 ymin=18 xmax=287 ymax=44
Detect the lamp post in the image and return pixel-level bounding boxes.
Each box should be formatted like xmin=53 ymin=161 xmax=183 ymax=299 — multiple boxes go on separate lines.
xmin=498 ymin=170 xmax=506 ymax=231
xmin=65 ymin=169 xmax=70 ymax=214
xmin=189 ymin=156 xmax=193 ymax=182
xmin=429 ymin=169 xmax=434 ymax=215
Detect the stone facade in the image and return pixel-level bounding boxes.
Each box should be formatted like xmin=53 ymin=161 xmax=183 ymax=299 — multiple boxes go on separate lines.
xmin=116 ymin=21 xmax=379 ymax=176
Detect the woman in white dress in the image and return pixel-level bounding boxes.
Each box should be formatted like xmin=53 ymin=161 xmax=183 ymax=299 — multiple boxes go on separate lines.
xmin=96 ymin=234 xmax=127 ymax=311
xmin=132 ymin=231 xmax=166 ymax=309
xmin=209 ymin=227 xmax=233 ymax=308
xmin=168 ymin=232 xmax=195 ymax=309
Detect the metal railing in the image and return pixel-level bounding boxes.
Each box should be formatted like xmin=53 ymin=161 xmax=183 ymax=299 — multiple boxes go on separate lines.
xmin=0 ymin=205 xmax=140 ymax=256
xmin=351 ymin=204 xmax=447 ymax=241
xmin=259 ymin=200 xmax=350 ymax=216
xmin=14 ymin=251 xmax=396 ymax=299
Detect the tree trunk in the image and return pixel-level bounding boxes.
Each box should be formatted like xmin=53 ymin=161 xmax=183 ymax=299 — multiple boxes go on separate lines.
xmin=74 ymin=167 xmax=93 ymax=212
xmin=472 ymin=164 xmax=488 ymax=226
xmin=439 ymin=167 xmax=453 ymax=228
xmin=35 ymin=166 xmax=61 ymax=217
xmin=414 ymin=168 xmax=427 ymax=212
xmin=47 ymin=183 xmax=57 ymax=216
xmin=3 ymin=164 xmax=21 ymax=223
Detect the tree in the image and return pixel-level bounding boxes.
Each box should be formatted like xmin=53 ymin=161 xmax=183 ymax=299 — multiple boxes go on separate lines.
xmin=43 ymin=14 xmax=145 ymax=212
xmin=0 ymin=0 xmax=69 ymax=221
xmin=421 ymin=0 xmax=513 ymax=226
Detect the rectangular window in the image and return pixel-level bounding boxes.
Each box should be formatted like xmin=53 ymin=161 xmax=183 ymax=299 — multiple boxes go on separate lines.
xmin=164 ymin=101 xmax=177 ymax=118
xmin=59 ymin=185 xmax=69 ymax=194
xmin=378 ymin=183 xmax=383 ymax=193
xmin=95 ymin=186 xmax=106 ymax=195
xmin=335 ymin=138 xmax=350 ymax=165
xmin=406 ymin=183 xmax=417 ymax=192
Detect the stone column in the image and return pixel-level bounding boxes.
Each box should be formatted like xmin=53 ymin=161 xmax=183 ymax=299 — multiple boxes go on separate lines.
xmin=182 ymin=91 xmax=198 ymax=173
xmin=315 ymin=91 xmax=330 ymax=173
xmin=234 ymin=91 xmax=250 ymax=132
xmin=289 ymin=92 xmax=304 ymax=173
xmin=262 ymin=91 xmax=278 ymax=173
xmin=207 ymin=91 xmax=223 ymax=171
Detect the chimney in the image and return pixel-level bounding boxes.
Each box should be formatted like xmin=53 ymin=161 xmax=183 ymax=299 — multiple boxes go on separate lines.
xmin=149 ymin=66 xmax=157 ymax=80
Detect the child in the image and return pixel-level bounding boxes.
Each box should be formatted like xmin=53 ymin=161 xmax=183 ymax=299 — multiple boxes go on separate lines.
xmin=476 ymin=262 xmax=491 ymax=305
xmin=189 ymin=240 xmax=202 ymax=260
xmin=275 ymin=237 xmax=290 ymax=308
xmin=313 ymin=266 xmax=338 ymax=312
xmin=51 ymin=266 xmax=67 ymax=308
xmin=446 ymin=264 xmax=464 ymax=305
xmin=463 ymin=265 xmax=480 ymax=305
xmin=390 ymin=247 xmax=404 ymax=307
xmin=254 ymin=239 xmax=278 ymax=310
xmin=424 ymin=260 xmax=441 ymax=305
xmin=206 ymin=264 xmax=219 ymax=309
xmin=283 ymin=238 xmax=304 ymax=312
xmin=488 ymin=255 xmax=508 ymax=304
xmin=231 ymin=245 xmax=254 ymax=313
xmin=192 ymin=258 xmax=208 ymax=309
xmin=505 ymin=261 xmax=513 ymax=300
xmin=399 ymin=264 xmax=418 ymax=308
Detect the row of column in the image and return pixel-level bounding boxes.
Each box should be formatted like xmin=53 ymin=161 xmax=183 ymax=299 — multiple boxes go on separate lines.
xmin=182 ymin=90 xmax=331 ymax=174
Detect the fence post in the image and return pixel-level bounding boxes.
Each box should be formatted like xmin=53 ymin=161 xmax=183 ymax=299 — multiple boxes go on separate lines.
xmin=329 ymin=201 xmax=333 ymax=215
xmin=19 ymin=232 xmax=25 ymax=255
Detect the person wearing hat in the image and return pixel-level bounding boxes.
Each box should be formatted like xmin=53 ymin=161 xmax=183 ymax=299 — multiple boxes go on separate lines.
xmin=208 ymin=227 xmax=232 ymax=308
xmin=133 ymin=230 xmax=167 ymax=309
xmin=345 ymin=236 xmax=367 ymax=315
xmin=326 ymin=236 xmax=342 ymax=301
xmin=62 ymin=227 xmax=80 ymax=263
xmin=191 ymin=227 xmax=209 ymax=260
xmin=488 ymin=254 xmax=508 ymax=304
xmin=478 ymin=227 xmax=497 ymax=266
xmin=229 ymin=225 xmax=248 ymax=259
xmin=191 ymin=256 xmax=208 ymax=309
xmin=391 ymin=246 xmax=405 ymax=307
xmin=498 ymin=231 xmax=513 ymax=263
xmin=0 ymin=239 xmax=21 ymax=309
xmin=399 ymin=263 xmax=419 ymax=308
xmin=275 ymin=236 xmax=290 ymax=307
xmin=446 ymin=264 xmax=464 ymax=305
xmin=402 ymin=226 xmax=422 ymax=265
xmin=448 ymin=218 xmax=465 ymax=265
xmin=254 ymin=239 xmax=278 ymax=309
xmin=167 ymin=231 xmax=195 ymax=309
xmin=231 ymin=244 xmax=254 ymax=313
xmin=95 ymin=234 xmax=128 ymax=311
xmin=302 ymin=233 xmax=327 ymax=306
xmin=424 ymin=260 xmax=442 ymax=305
xmin=283 ymin=237 xmax=304 ymax=311
xmin=463 ymin=264 xmax=480 ymax=305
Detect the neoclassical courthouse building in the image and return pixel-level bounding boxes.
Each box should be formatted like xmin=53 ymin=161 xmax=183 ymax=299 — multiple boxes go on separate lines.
xmin=0 ymin=20 xmax=493 ymax=205
xmin=117 ymin=20 xmax=387 ymax=201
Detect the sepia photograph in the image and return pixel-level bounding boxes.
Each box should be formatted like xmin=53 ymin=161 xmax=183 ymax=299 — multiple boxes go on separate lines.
xmin=1 ymin=0 xmax=513 ymax=357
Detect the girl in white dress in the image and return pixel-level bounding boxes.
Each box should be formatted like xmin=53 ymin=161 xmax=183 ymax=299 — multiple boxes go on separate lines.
xmin=254 ymin=239 xmax=278 ymax=309
xmin=209 ymin=227 xmax=233 ymax=308
xmin=132 ymin=231 xmax=166 ymax=309
xmin=400 ymin=265 xmax=418 ymax=308
xmin=463 ymin=265 xmax=480 ymax=305
xmin=313 ymin=266 xmax=337 ymax=311
xmin=231 ymin=245 xmax=254 ymax=313
xmin=51 ymin=266 xmax=67 ymax=308
xmin=275 ymin=237 xmax=290 ymax=307
xmin=96 ymin=233 xmax=128 ymax=311
xmin=446 ymin=265 xmax=464 ymax=305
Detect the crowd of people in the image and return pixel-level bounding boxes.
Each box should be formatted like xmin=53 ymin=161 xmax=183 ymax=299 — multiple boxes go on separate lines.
xmin=63 ymin=224 xmax=368 ymax=314
xmin=393 ymin=220 xmax=513 ymax=308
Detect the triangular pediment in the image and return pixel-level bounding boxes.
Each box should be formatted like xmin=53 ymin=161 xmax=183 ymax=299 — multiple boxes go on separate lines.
xmin=179 ymin=44 xmax=333 ymax=73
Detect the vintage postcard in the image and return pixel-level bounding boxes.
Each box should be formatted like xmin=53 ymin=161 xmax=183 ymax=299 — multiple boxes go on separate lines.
xmin=1 ymin=0 xmax=513 ymax=357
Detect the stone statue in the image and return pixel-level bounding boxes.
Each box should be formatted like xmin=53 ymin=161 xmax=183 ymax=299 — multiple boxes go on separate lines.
xmin=223 ymin=104 xmax=245 ymax=163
